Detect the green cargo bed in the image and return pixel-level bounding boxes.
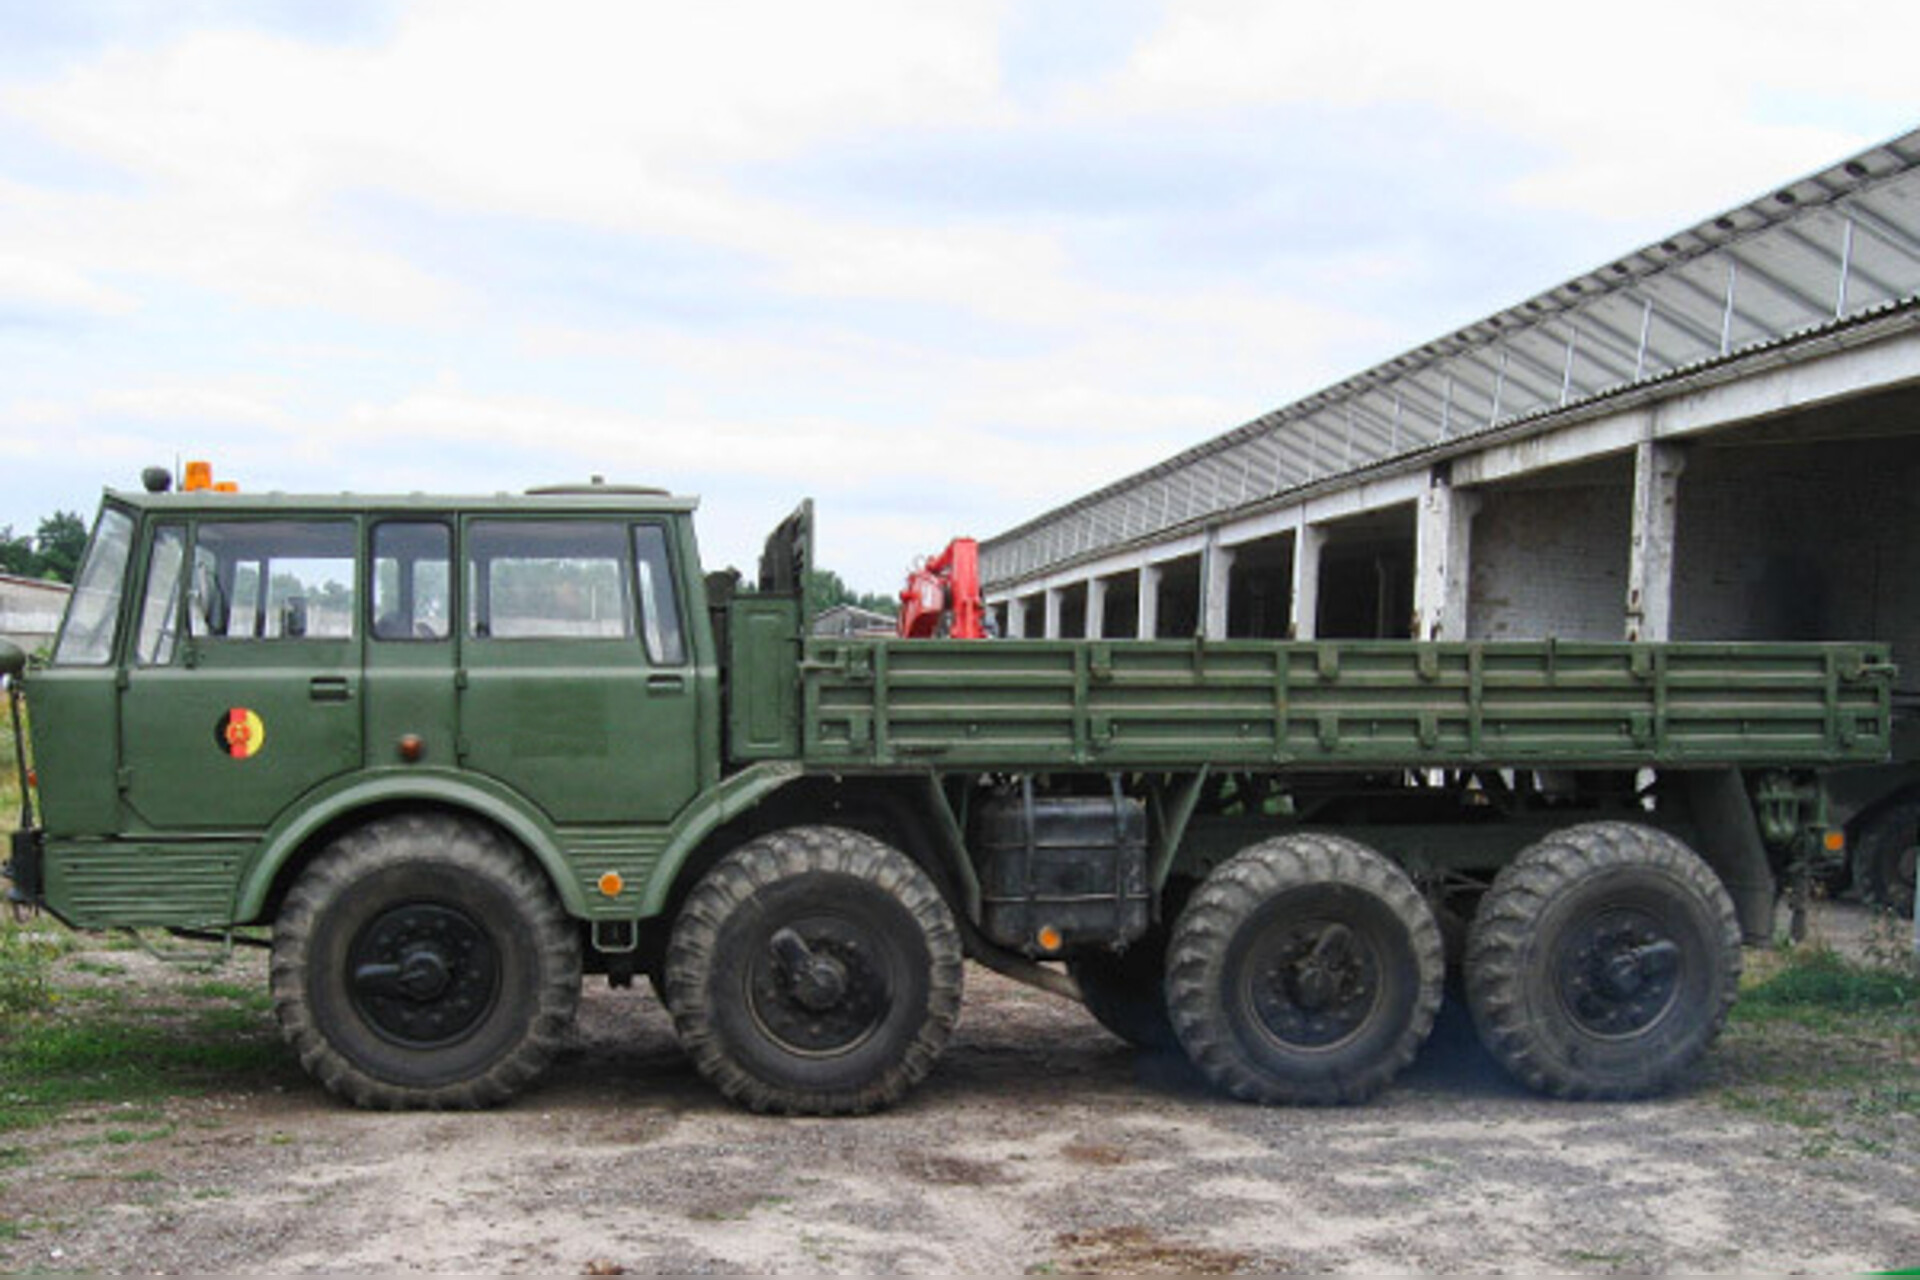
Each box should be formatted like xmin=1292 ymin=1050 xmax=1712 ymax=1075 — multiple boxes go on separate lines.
xmin=798 ymin=638 xmax=1894 ymax=772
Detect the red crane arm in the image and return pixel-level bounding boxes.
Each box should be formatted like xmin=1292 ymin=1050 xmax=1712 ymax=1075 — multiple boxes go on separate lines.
xmin=897 ymin=537 xmax=985 ymax=639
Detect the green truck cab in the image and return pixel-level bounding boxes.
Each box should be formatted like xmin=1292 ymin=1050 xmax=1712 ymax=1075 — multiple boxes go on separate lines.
xmin=1 ymin=478 xmax=1897 ymax=1114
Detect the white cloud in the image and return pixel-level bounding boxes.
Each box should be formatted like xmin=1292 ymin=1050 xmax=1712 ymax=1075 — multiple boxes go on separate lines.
xmin=1086 ymin=0 xmax=1917 ymax=222
xmin=0 ymin=253 xmax=136 ymax=318
xmin=0 ymin=2 xmax=1023 ymax=323
xmin=0 ymin=0 xmax=1913 ymax=589
xmin=90 ymin=386 xmax=293 ymax=427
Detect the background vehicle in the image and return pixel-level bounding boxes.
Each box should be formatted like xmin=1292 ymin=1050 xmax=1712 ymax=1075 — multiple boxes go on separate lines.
xmin=1 ymin=473 xmax=1894 ymax=1114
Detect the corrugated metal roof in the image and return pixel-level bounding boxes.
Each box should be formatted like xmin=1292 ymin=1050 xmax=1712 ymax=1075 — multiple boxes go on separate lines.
xmin=982 ymin=127 xmax=1920 ymax=588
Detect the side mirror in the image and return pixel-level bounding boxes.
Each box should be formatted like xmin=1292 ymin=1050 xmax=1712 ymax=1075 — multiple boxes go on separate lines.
xmin=282 ymin=597 xmax=309 ymax=639
xmin=0 ymin=637 xmax=25 ymax=680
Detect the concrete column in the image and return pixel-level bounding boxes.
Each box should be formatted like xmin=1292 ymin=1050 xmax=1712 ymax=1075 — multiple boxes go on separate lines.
xmin=1413 ymin=465 xmax=1482 ymax=641
xmin=1137 ymin=563 xmax=1163 ymax=640
xmin=1626 ymin=440 xmax=1686 ymax=642
xmin=1289 ymin=523 xmax=1325 ymax=639
xmin=1203 ymin=542 xmax=1236 ymax=640
xmin=1043 ymin=587 xmax=1063 ymax=640
xmin=1005 ymin=596 xmax=1027 ymax=638
xmin=1085 ymin=577 xmax=1107 ymax=640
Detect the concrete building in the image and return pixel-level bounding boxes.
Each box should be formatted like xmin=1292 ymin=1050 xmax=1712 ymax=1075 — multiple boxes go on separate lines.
xmin=0 ymin=574 xmax=70 ymax=654
xmin=982 ymin=129 xmax=1920 ymax=685
xmin=812 ymin=603 xmax=897 ymax=638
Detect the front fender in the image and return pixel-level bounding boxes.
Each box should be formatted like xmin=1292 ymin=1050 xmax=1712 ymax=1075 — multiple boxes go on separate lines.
xmin=232 ymin=769 xmax=583 ymax=922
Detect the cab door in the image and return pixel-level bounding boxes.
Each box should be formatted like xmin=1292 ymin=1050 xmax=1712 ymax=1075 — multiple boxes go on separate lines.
xmin=457 ymin=517 xmax=699 ymax=823
xmin=118 ymin=518 xmax=363 ymax=830
xmin=361 ymin=519 xmax=457 ymax=773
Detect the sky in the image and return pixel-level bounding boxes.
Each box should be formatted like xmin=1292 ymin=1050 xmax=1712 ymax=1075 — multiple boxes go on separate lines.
xmin=1 ymin=1 xmax=1915 ymax=593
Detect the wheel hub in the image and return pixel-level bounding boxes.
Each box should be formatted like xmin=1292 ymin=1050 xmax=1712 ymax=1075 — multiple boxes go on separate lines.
xmin=770 ymin=926 xmax=851 ymax=1011
xmin=1556 ymin=909 xmax=1681 ymax=1036
xmin=347 ymin=902 xmax=500 ymax=1047
xmin=750 ymin=917 xmax=893 ymax=1057
xmin=1248 ymin=918 xmax=1381 ymax=1050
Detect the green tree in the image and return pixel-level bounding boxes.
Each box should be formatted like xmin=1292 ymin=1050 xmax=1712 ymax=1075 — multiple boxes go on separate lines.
xmin=0 ymin=527 xmax=35 ymax=577
xmin=805 ymin=568 xmax=896 ymax=618
xmin=33 ymin=511 xmax=88 ymax=583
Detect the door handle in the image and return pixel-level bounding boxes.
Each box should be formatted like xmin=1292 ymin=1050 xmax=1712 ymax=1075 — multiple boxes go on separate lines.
xmin=646 ymin=674 xmax=686 ymax=695
xmin=309 ymin=676 xmax=352 ymax=702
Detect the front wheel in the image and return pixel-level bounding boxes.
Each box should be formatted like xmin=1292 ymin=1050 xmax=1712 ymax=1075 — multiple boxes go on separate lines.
xmin=1465 ymin=822 xmax=1740 ymax=1100
xmin=271 ymin=814 xmax=581 ymax=1109
xmin=1166 ymin=834 xmax=1444 ymax=1105
xmin=665 ymin=827 xmax=964 ymax=1115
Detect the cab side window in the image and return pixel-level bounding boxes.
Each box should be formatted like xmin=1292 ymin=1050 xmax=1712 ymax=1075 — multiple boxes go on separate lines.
xmin=467 ymin=520 xmax=631 ymax=639
xmin=133 ymin=524 xmax=187 ymax=665
xmin=633 ymin=525 xmax=686 ymax=665
xmin=372 ymin=522 xmax=451 ymax=641
xmin=52 ymin=507 xmax=135 ymax=666
xmin=190 ymin=521 xmax=357 ymax=640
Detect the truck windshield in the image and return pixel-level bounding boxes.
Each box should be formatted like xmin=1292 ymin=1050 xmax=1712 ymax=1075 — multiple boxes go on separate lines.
xmin=53 ymin=506 xmax=136 ymax=666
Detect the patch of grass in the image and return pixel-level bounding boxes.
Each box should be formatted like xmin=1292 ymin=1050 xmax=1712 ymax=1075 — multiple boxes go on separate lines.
xmin=1737 ymin=945 xmax=1918 ymax=1018
xmin=1720 ymin=1089 xmax=1830 ymax=1130
xmin=0 ymin=927 xmax=62 ymax=1016
xmin=1714 ymin=943 xmax=1920 ymax=1151
xmin=68 ymin=959 xmax=128 ymax=978
xmin=0 ymin=1007 xmax=290 ymax=1133
xmin=0 ymin=1219 xmax=28 ymax=1241
xmin=180 ymin=979 xmax=269 ymax=1009
xmin=0 ymin=700 xmax=22 ymax=828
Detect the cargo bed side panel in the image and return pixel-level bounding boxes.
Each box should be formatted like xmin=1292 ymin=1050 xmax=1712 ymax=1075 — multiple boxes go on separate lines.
xmin=798 ymin=639 xmax=1892 ymax=772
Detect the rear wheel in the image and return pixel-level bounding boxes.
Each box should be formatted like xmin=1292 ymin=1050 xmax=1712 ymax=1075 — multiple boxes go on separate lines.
xmin=1166 ymin=834 xmax=1444 ymax=1105
xmin=1069 ymin=928 xmax=1178 ymax=1051
xmin=665 ymin=826 xmax=963 ymax=1115
xmin=1852 ymin=799 xmax=1920 ymax=920
xmin=271 ymin=814 xmax=580 ymax=1109
xmin=1465 ymin=822 xmax=1740 ymax=1099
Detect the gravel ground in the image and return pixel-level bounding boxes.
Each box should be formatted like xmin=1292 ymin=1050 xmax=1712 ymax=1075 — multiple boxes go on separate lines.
xmin=1 ymin=902 xmax=1917 ymax=1274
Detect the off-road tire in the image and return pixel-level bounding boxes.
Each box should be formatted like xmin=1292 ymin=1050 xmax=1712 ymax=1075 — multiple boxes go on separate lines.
xmin=271 ymin=814 xmax=580 ymax=1110
xmin=1166 ymin=834 xmax=1444 ymax=1105
xmin=1852 ymin=799 xmax=1920 ymax=919
xmin=664 ymin=826 xmax=963 ymax=1115
xmin=1069 ymin=928 xmax=1178 ymax=1051
xmin=1465 ymin=821 xmax=1740 ymax=1100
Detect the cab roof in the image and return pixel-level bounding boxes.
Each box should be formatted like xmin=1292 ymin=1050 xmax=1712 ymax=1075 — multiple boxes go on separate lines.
xmin=101 ymin=485 xmax=700 ymax=516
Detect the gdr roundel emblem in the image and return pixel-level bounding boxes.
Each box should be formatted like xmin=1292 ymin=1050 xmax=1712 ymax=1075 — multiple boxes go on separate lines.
xmin=218 ymin=707 xmax=266 ymax=759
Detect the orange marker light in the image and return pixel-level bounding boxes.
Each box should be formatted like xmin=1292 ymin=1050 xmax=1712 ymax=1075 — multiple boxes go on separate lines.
xmin=183 ymin=460 xmax=213 ymax=491
xmin=1036 ymin=924 xmax=1063 ymax=953
xmin=1824 ymin=830 xmax=1846 ymax=854
xmin=396 ymin=734 xmax=424 ymax=762
xmin=598 ymin=872 xmax=625 ymax=898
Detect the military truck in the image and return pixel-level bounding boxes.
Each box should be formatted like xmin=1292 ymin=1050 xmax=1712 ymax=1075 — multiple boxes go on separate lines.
xmin=0 ymin=475 xmax=1895 ymax=1115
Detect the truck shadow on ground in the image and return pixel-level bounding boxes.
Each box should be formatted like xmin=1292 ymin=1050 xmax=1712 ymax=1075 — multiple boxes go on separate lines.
xmin=528 ymin=972 xmax=1530 ymax=1120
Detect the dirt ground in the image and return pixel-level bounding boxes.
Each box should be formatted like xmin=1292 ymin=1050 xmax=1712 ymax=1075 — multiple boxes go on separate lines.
xmin=2 ymin=903 xmax=1918 ymax=1275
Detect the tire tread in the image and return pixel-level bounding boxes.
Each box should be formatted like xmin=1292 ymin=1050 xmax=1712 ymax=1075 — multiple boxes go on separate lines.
xmin=1166 ymin=833 xmax=1444 ymax=1105
xmin=270 ymin=813 xmax=580 ymax=1111
xmin=665 ymin=826 xmax=963 ymax=1116
xmin=1464 ymin=821 xmax=1740 ymax=1100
